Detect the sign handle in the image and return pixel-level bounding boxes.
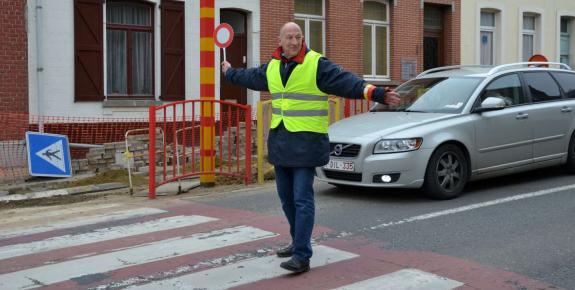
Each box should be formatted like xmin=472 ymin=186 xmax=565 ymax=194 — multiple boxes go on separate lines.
xmin=223 ymin=47 xmax=227 ymax=63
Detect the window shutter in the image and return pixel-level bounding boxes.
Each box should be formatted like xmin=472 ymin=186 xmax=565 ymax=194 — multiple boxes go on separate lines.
xmin=161 ymin=0 xmax=185 ymax=101
xmin=74 ymin=0 xmax=104 ymax=102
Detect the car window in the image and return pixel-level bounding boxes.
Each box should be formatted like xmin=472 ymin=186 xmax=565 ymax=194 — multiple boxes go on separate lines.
xmin=480 ymin=74 xmax=526 ymax=106
xmin=372 ymin=77 xmax=483 ymax=114
xmin=551 ymin=72 xmax=575 ymax=99
xmin=522 ymin=72 xmax=562 ymax=102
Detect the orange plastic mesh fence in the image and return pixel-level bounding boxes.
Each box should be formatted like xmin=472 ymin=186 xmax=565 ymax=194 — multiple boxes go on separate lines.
xmin=1 ymin=112 xmax=150 ymax=184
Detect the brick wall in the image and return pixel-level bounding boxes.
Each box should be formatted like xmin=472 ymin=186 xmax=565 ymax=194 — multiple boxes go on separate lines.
xmin=326 ymin=1 xmax=363 ymax=75
xmin=390 ymin=1 xmax=424 ymax=81
xmin=259 ymin=0 xmax=460 ymax=87
xmin=425 ymin=0 xmax=461 ymax=66
xmin=0 ymin=0 xmax=28 ymax=113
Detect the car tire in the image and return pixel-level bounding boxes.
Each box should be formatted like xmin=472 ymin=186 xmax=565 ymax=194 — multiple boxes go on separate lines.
xmin=565 ymin=133 xmax=575 ymax=174
xmin=423 ymin=144 xmax=469 ymax=200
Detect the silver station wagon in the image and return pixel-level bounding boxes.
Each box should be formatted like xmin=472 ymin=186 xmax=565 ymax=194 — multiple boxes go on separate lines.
xmin=317 ymin=62 xmax=575 ymax=199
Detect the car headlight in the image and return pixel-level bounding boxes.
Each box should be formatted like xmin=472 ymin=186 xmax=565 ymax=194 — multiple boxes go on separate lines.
xmin=373 ymin=138 xmax=423 ymax=154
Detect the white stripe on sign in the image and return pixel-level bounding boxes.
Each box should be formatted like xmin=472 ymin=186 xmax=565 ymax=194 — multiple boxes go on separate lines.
xmin=0 ymin=215 xmax=218 ymax=260
xmin=0 ymin=226 xmax=277 ymax=290
xmin=370 ymin=183 xmax=575 ymax=230
xmin=129 ymin=245 xmax=358 ymax=290
xmin=334 ymin=269 xmax=463 ymax=290
xmin=0 ymin=207 xmax=167 ymax=240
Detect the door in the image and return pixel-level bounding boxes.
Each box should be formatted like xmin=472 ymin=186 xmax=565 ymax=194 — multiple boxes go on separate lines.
xmin=474 ymin=74 xmax=533 ymax=173
xmin=423 ymin=5 xmax=444 ymax=70
xmin=220 ymin=10 xmax=247 ymax=104
xmin=424 ymin=36 xmax=440 ymax=70
xmin=523 ymin=72 xmax=572 ymax=162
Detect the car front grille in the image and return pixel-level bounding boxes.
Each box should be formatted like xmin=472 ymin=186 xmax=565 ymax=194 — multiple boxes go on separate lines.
xmin=323 ymin=170 xmax=362 ymax=182
xmin=329 ymin=143 xmax=361 ymax=157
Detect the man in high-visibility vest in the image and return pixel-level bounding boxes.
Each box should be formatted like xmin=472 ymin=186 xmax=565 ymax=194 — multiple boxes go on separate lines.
xmin=222 ymin=22 xmax=400 ymax=273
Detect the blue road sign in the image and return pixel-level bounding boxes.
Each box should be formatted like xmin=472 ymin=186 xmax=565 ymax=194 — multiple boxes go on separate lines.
xmin=26 ymin=132 xmax=72 ymax=177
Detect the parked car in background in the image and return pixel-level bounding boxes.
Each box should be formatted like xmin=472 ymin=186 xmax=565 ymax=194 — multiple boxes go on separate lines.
xmin=317 ymin=62 xmax=575 ymax=199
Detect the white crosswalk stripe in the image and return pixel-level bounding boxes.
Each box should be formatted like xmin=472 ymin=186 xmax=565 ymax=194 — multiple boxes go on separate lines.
xmin=333 ymin=269 xmax=464 ymax=290
xmin=0 ymin=207 xmax=167 ymax=240
xmin=0 ymin=215 xmax=217 ymax=260
xmin=0 ymin=205 xmax=467 ymax=290
xmin=0 ymin=225 xmax=277 ymax=289
xmin=129 ymin=245 xmax=359 ymax=290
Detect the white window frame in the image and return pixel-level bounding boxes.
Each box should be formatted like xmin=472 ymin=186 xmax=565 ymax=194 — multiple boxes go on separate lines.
xmin=362 ymin=0 xmax=390 ymax=80
xmin=102 ymin=1 xmax=162 ymax=102
xmin=479 ymin=10 xmax=497 ymax=65
xmin=518 ymin=9 xmax=543 ymax=63
xmin=476 ymin=3 xmax=505 ymax=65
xmin=560 ymin=18 xmax=571 ymax=65
xmin=557 ymin=12 xmax=575 ymax=68
xmin=294 ymin=0 xmax=326 ymax=55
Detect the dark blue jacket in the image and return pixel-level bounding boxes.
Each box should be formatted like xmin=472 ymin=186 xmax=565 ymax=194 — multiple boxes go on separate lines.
xmin=225 ymin=50 xmax=389 ymax=167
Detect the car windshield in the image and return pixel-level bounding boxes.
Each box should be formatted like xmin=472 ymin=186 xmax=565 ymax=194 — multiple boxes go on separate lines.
xmin=372 ymin=77 xmax=484 ymax=113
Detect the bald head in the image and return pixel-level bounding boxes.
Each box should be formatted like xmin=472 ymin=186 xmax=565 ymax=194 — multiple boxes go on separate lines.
xmin=278 ymin=22 xmax=303 ymax=59
xmin=280 ymin=22 xmax=302 ymax=37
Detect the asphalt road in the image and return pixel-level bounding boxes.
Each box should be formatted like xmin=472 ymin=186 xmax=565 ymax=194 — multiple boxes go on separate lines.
xmin=194 ymin=166 xmax=575 ymax=289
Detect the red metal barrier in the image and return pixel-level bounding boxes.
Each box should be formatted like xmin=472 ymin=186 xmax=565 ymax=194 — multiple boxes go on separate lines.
xmin=344 ymin=99 xmax=374 ymax=118
xmin=148 ymin=100 xmax=252 ymax=199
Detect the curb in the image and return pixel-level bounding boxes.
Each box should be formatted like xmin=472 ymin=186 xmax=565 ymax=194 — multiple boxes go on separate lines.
xmin=0 ymin=183 xmax=127 ymax=202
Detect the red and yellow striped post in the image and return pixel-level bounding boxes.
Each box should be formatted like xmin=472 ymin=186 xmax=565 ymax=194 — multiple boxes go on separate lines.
xmin=200 ymin=0 xmax=215 ymax=186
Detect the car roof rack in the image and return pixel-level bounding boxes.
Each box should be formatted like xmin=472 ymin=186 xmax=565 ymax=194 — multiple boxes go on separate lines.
xmin=416 ymin=65 xmax=492 ymax=78
xmin=487 ymin=62 xmax=572 ymax=75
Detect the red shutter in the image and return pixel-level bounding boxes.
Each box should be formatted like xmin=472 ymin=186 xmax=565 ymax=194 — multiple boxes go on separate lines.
xmin=74 ymin=0 xmax=104 ymax=102
xmin=161 ymin=0 xmax=185 ymax=101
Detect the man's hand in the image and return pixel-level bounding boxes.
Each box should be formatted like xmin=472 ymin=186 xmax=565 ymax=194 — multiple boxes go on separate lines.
xmin=383 ymin=87 xmax=401 ymax=106
xmin=221 ymin=61 xmax=231 ymax=74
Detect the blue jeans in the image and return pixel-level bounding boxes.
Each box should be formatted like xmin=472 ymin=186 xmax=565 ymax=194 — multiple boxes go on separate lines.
xmin=274 ymin=166 xmax=315 ymax=262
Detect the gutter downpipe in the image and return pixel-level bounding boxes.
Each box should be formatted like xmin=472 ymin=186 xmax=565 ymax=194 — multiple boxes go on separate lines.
xmin=35 ymin=0 xmax=44 ymax=132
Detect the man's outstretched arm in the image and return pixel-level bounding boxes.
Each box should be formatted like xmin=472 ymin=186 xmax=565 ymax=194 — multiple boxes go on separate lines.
xmin=316 ymin=58 xmax=400 ymax=105
xmin=222 ymin=61 xmax=269 ymax=92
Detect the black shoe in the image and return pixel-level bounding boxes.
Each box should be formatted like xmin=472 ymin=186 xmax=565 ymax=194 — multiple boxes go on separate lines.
xmin=276 ymin=244 xmax=293 ymax=258
xmin=280 ymin=257 xmax=310 ymax=273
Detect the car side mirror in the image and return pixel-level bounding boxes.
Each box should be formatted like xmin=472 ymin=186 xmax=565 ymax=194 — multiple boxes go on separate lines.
xmin=472 ymin=97 xmax=506 ymax=113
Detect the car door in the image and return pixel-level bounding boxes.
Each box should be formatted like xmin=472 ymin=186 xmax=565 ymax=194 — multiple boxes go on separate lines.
xmin=523 ymin=71 xmax=571 ymax=163
xmin=474 ymin=73 xmax=533 ymax=173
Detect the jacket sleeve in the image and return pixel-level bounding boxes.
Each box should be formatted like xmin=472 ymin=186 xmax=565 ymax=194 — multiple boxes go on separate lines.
xmin=224 ymin=63 xmax=269 ymax=92
xmin=316 ymin=57 xmax=388 ymax=103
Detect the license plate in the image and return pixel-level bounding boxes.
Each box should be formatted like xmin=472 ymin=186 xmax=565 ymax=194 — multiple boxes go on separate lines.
xmin=324 ymin=159 xmax=355 ymax=172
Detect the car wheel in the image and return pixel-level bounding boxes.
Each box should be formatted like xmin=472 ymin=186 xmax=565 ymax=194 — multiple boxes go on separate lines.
xmin=565 ymin=133 xmax=575 ymax=173
xmin=423 ymin=144 xmax=468 ymax=200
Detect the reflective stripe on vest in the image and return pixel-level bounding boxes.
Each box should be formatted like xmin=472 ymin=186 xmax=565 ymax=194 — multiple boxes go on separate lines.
xmin=266 ymin=50 xmax=329 ymax=133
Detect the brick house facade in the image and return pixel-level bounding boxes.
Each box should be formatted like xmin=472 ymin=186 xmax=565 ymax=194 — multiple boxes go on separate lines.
xmin=0 ymin=0 xmax=28 ymax=113
xmin=259 ymin=0 xmax=460 ymax=90
xmin=0 ymin=0 xmax=460 ymax=116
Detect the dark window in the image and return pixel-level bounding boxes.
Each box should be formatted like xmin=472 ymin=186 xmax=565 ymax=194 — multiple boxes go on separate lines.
xmin=552 ymin=72 xmax=575 ymax=99
xmin=522 ymin=72 xmax=562 ymax=102
xmin=481 ymin=74 xmax=526 ymax=106
xmin=106 ymin=1 xmax=154 ymax=98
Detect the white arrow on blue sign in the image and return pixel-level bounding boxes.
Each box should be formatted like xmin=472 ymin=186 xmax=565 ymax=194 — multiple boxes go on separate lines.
xmin=26 ymin=132 xmax=72 ymax=177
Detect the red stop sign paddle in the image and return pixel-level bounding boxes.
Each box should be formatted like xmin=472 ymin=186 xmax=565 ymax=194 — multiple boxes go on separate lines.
xmin=214 ymin=23 xmax=234 ymax=62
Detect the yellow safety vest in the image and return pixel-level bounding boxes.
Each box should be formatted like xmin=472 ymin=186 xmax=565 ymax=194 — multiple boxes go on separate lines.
xmin=266 ymin=50 xmax=329 ymax=133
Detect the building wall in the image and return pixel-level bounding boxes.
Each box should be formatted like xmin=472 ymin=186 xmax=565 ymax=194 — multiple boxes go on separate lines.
xmin=461 ymin=0 xmax=575 ymax=65
xmin=25 ymin=0 xmax=261 ymax=118
xmin=1 ymin=0 xmax=28 ymax=113
xmin=18 ymin=0 xmax=461 ymax=118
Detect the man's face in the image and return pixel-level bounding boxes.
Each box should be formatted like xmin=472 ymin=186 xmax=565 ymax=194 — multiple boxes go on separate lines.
xmin=279 ymin=25 xmax=303 ymax=59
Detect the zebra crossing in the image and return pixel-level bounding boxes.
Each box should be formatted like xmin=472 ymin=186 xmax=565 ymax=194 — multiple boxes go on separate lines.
xmin=0 ymin=202 xmax=467 ymax=290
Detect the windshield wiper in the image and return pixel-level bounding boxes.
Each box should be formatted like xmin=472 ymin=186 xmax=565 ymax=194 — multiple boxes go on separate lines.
xmin=403 ymin=109 xmax=426 ymax=113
